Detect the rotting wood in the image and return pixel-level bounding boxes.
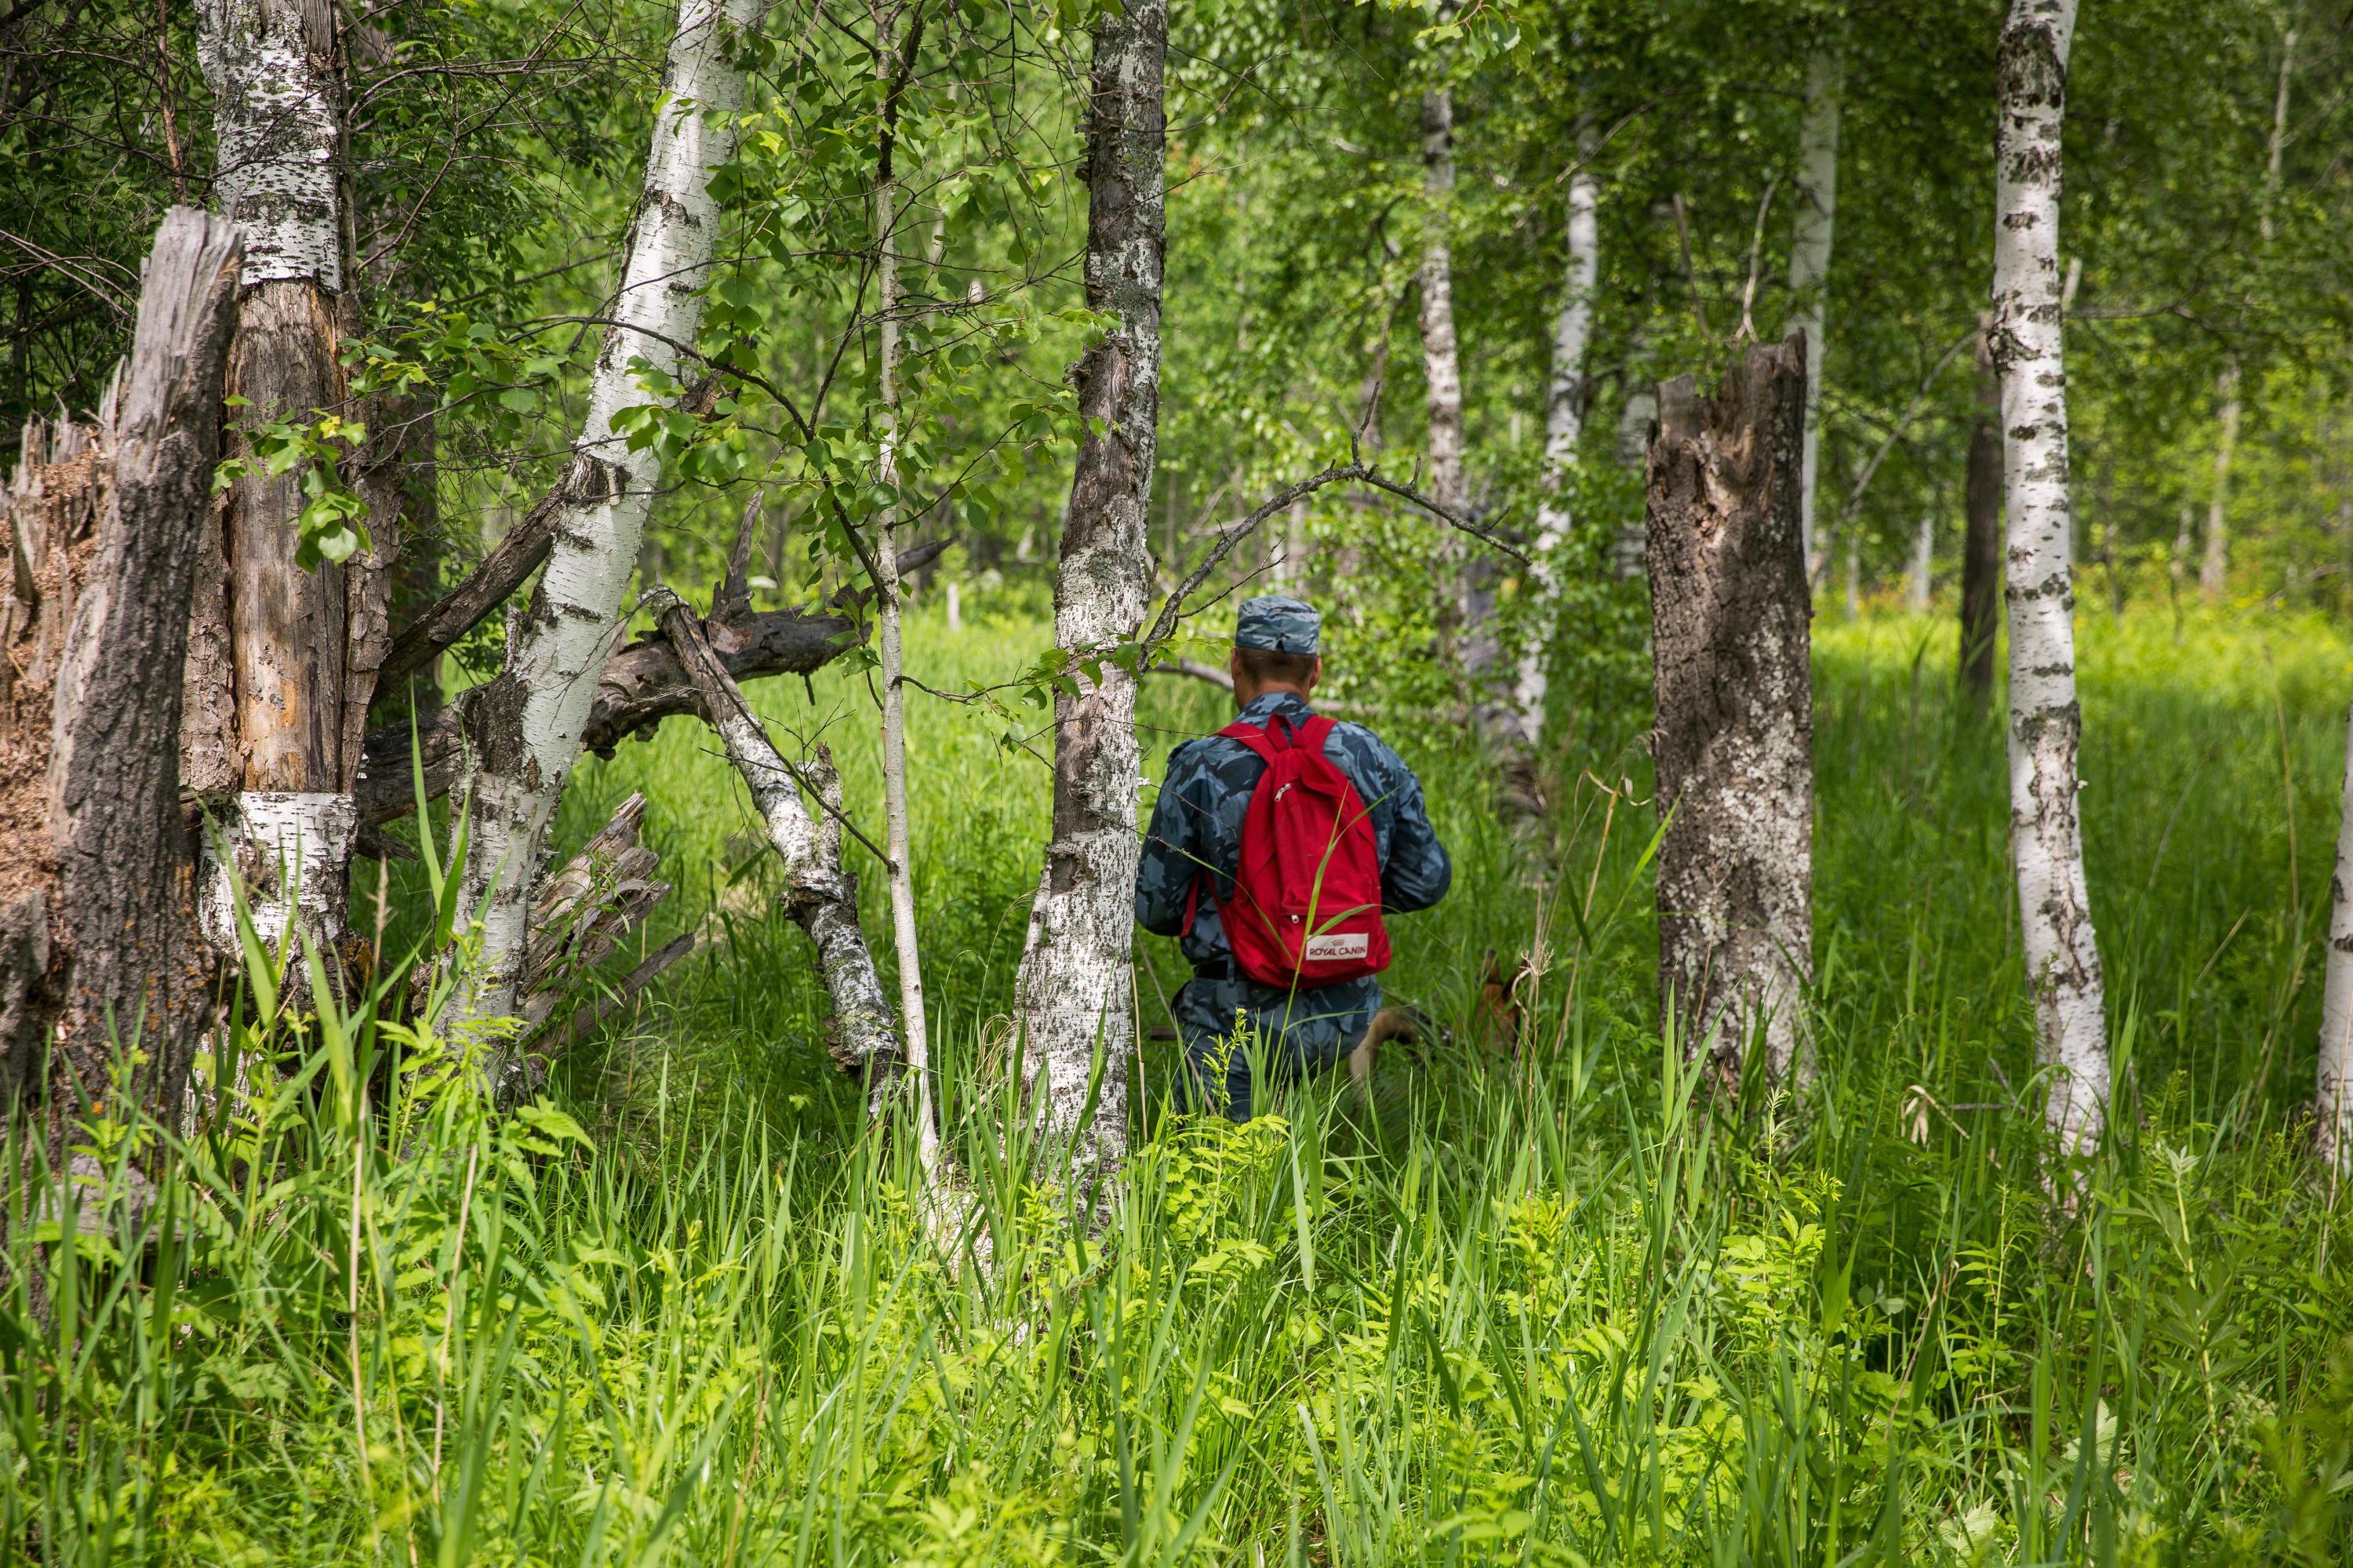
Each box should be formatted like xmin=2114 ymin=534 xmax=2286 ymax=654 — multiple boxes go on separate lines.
xmin=17 ymin=210 xmax=243 ymax=1136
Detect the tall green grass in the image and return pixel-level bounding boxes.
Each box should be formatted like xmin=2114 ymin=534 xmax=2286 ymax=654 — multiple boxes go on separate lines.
xmin=6 ymin=603 xmax=2353 ymax=1564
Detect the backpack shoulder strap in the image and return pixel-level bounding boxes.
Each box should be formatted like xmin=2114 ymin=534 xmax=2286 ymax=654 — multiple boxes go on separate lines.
xmin=1217 ymin=719 xmax=1279 ymax=763
xmin=1293 ymin=713 xmax=1338 ymax=752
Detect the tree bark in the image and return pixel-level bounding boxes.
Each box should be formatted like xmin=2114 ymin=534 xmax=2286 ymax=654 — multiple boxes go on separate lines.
xmin=1418 ymin=79 xmax=1482 ymax=682
xmin=1515 ymin=117 xmax=1601 ymax=740
xmin=1644 ymin=337 xmax=1816 ymax=1087
xmin=2320 ymin=699 xmax=2353 ymax=1177
xmin=2199 ymin=362 xmax=2238 ymax=603
xmin=1958 ymin=320 xmax=2002 ymax=703
xmin=649 ymin=590 xmax=897 ymax=1087
xmin=35 ymin=210 xmax=242 ymax=1128
xmin=1992 ymin=0 xmax=2107 ymax=1156
xmin=1013 ymin=0 xmax=1164 ymax=1190
xmin=867 ymin=9 xmax=939 ymax=1162
xmin=453 ymin=0 xmax=763 ymax=1042
xmin=1788 ymin=46 xmax=1842 ymax=573
xmin=1908 ymin=512 xmax=1933 ymax=612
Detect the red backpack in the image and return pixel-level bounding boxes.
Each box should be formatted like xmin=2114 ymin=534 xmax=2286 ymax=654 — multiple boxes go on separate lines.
xmin=1195 ymin=711 xmax=1391 ymax=988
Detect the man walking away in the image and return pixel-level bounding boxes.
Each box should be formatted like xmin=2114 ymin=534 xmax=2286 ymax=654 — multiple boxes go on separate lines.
xmin=1136 ymin=596 xmax=1452 ymax=1119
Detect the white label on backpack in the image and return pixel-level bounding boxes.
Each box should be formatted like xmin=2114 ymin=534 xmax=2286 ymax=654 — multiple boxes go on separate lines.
xmin=1304 ymin=932 xmax=1369 ymax=962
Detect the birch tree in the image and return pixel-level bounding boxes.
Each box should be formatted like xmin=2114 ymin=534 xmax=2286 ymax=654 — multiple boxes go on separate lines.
xmin=1788 ymin=44 xmax=1842 ymax=573
xmin=1514 ymin=118 xmax=1600 ymax=741
xmin=2320 ymin=699 xmax=2353 ymax=1177
xmin=1992 ymin=0 xmax=2108 ymax=1156
xmin=455 ymin=0 xmax=762 ymax=1045
xmin=1012 ymin=0 xmax=1165 ymax=1188
xmin=1417 ymin=60 xmax=1478 ymax=680
xmin=192 ymin=0 xmax=379 ymax=966
xmin=868 ymin=0 xmax=937 ymax=1166
xmin=2199 ymin=362 xmax=2239 ymax=602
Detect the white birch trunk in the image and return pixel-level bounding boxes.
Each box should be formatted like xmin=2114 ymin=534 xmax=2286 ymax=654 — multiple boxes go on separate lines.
xmin=2200 ymin=362 xmax=2239 ymax=603
xmin=455 ymin=0 xmax=761 ymax=1039
xmin=1014 ymin=0 xmax=1165 ymax=1194
xmin=1419 ymin=81 xmax=1486 ymax=682
xmin=1993 ymin=0 xmax=2107 ymax=1157
xmin=1515 ymin=118 xmax=1602 ymax=740
xmin=197 ymin=0 xmax=340 ymax=290
xmin=1788 ymin=47 xmax=1842 ymax=573
xmin=2319 ymin=700 xmax=2353 ymax=1177
xmin=1909 ymin=512 xmax=1933 ymax=612
xmin=871 ymin=75 xmax=940 ymax=1169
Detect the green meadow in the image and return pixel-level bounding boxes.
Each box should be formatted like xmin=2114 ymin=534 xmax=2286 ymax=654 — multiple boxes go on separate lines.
xmin=9 ymin=605 xmax=2353 ymax=1566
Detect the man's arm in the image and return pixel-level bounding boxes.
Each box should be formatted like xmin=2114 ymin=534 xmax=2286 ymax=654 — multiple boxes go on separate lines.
xmin=1376 ymin=758 xmax=1452 ymax=914
xmin=1135 ymin=743 xmax=1203 ymax=935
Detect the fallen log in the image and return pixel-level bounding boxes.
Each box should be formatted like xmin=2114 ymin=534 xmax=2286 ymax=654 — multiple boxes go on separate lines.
xmin=354 ymin=540 xmax=947 ymax=828
xmin=646 ymin=586 xmax=898 ymax=1088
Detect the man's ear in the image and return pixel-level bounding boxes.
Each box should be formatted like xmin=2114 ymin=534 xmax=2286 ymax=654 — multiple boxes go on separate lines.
xmin=1304 ymin=656 xmax=1323 ymax=693
xmin=1228 ymin=648 xmax=1248 ymax=704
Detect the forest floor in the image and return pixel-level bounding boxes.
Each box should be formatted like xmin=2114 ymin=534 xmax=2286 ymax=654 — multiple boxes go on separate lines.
xmin=11 ymin=604 xmax=2353 ymax=1564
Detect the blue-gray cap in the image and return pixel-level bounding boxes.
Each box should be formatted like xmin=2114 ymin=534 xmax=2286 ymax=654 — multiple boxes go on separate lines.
xmin=1235 ymin=595 xmax=1320 ymax=655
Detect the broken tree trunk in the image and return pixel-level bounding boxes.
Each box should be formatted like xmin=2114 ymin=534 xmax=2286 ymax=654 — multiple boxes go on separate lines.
xmin=1958 ymin=318 xmax=2002 ymax=704
xmin=649 ymin=588 xmax=897 ymax=1091
xmin=195 ymin=0 xmax=380 ymax=973
xmin=454 ymin=0 xmax=765 ymax=1039
xmin=2 ymin=211 xmax=243 ymax=1134
xmin=1013 ymin=0 xmax=1166 ymax=1191
xmin=1993 ymin=0 xmax=2107 ymax=1157
xmin=1644 ymin=336 xmax=1817 ymax=1087
xmin=2199 ymin=362 xmax=2239 ymax=604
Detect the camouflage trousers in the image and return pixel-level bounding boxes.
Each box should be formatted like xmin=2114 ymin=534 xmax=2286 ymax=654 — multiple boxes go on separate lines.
xmin=1171 ymin=971 xmax=1380 ymax=1122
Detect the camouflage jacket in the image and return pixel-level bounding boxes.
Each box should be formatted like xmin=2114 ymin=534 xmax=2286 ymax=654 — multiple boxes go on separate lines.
xmin=1135 ymin=691 xmax=1452 ymax=973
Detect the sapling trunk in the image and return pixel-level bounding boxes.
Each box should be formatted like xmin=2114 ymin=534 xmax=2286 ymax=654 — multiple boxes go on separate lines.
xmin=869 ymin=8 xmax=940 ymax=1167
xmin=1644 ymin=337 xmax=1817 ymax=1087
xmin=1993 ymin=0 xmax=2108 ymax=1155
xmin=1013 ymin=0 xmax=1166 ymax=1194
xmin=454 ymin=0 xmax=763 ymax=1054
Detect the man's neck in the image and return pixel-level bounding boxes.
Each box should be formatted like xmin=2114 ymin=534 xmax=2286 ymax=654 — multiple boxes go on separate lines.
xmin=1237 ymin=684 xmax=1313 ymax=711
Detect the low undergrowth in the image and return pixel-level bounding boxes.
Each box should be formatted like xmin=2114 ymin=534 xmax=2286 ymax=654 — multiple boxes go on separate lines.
xmin=7 ymin=605 xmax=2353 ymax=1565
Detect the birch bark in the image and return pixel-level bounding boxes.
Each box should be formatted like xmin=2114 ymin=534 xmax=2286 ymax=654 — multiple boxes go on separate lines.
xmin=1418 ymin=80 xmax=1481 ymax=680
xmin=1788 ymin=46 xmax=1842 ymax=573
xmin=2199 ymin=362 xmax=2238 ymax=603
xmin=196 ymin=0 xmax=366 ymax=965
xmin=649 ymin=591 xmax=896 ymax=1086
xmin=2321 ymin=699 xmax=2353 ymax=1177
xmin=455 ymin=0 xmax=762 ymax=1045
xmin=870 ymin=2 xmax=938 ymax=1164
xmin=1013 ymin=0 xmax=1164 ymax=1190
xmin=1992 ymin=0 xmax=2108 ymax=1155
xmin=1514 ymin=118 xmax=1601 ymax=740
xmin=1908 ymin=514 xmax=1933 ymax=612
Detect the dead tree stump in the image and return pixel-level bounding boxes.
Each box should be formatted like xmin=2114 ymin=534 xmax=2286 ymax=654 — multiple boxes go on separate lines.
xmin=1644 ymin=333 xmax=1817 ymax=1087
xmin=2 ymin=209 xmax=243 ymax=1134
